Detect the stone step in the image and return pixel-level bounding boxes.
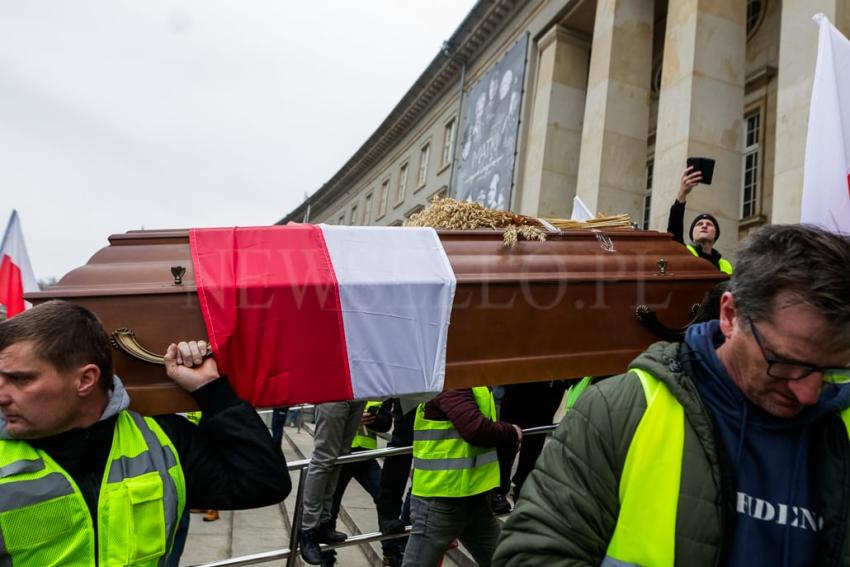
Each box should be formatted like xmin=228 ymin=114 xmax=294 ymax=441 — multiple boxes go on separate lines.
xmin=180 ymin=413 xmax=480 ymax=566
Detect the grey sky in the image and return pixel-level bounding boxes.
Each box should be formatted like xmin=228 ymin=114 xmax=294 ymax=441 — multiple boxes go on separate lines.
xmin=0 ymin=1 xmax=476 ymax=280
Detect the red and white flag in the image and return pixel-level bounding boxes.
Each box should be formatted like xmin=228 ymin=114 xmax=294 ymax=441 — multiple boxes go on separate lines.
xmin=802 ymin=14 xmax=850 ymax=234
xmin=190 ymin=224 xmax=456 ymax=406
xmin=0 ymin=210 xmax=39 ymax=318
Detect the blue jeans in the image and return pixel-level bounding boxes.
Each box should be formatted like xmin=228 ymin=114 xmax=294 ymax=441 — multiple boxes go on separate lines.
xmin=402 ymin=493 xmax=500 ymax=567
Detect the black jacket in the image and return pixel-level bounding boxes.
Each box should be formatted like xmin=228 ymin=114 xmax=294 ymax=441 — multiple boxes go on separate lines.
xmin=30 ymin=377 xmax=291 ymax=525
xmin=667 ymin=200 xmax=728 ymax=270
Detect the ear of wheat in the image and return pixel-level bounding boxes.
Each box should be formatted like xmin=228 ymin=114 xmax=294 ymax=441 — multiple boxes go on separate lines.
xmin=405 ymin=197 xmax=633 ymax=247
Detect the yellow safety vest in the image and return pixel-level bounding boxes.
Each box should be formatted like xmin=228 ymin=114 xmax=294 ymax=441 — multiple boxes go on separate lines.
xmin=0 ymin=410 xmax=186 ymax=566
xmin=686 ymin=244 xmax=733 ymax=274
xmin=411 ymin=387 xmax=500 ymax=498
xmin=604 ymin=368 xmax=850 ymax=566
xmin=184 ymin=411 xmax=203 ymax=425
xmin=351 ymin=401 xmax=383 ymax=450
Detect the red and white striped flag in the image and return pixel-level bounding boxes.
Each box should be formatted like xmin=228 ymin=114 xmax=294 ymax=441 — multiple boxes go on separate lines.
xmin=190 ymin=224 xmax=456 ymax=406
xmin=0 ymin=210 xmax=38 ymax=318
xmin=802 ymin=14 xmax=850 ymax=234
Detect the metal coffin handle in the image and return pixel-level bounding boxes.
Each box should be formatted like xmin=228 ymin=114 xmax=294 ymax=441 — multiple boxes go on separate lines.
xmin=111 ymin=328 xmax=212 ymax=365
xmin=635 ymin=304 xmax=701 ymax=341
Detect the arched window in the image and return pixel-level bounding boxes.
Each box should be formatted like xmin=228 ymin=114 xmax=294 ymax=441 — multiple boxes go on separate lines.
xmin=747 ymin=0 xmax=766 ymax=39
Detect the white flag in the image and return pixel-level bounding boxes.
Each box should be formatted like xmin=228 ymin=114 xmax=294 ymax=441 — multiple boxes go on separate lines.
xmin=802 ymin=14 xmax=850 ymax=234
xmin=570 ymin=196 xmax=594 ymax=221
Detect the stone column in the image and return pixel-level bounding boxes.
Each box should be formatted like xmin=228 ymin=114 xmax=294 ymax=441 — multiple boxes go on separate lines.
xmin=517 ymin=26 xmax=591 ymax=218
xmin=576 ymin=0 xmax=654 ymax=218
xmin=772 ymin=0 xmax=845 ymax=223
xmin=650 ymin=0 xmax=746 ymax=257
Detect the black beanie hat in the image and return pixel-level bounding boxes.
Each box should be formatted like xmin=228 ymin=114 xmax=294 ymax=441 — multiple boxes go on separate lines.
xmin=690 ymin=213 xmax=720 ymax=243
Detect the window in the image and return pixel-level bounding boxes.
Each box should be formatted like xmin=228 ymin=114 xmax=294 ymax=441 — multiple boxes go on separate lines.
xmin=741 ymin=112 xmax=761 ymax=219
xmin=642 ymin=160 xmax=654 ymax=230
xmin=337 ymin=213 xmax=345 ymax=225
xmin=417 ymin=143 xmax=430 ymax=188
xmin=429 ymin=186 xmax=449 ymax=203
xmin=349 ymin=205 xmax=358 ymax=225
xmin=364 ymin=192 xmax=373 ymax=225
xmin=651 ymin=57 xmax=662 ymax=95
xmin=406 ymin=204 xmax=425 ymax=219
xmin=396 ymin=163 xmax=409 ymax=205
xmin=442 ymin=118 xmax=456 ymax=167
xmin=747 ymin=0 xmax=765 ymax=38
xmin=378 ymin=179 xmax=389 ymax=218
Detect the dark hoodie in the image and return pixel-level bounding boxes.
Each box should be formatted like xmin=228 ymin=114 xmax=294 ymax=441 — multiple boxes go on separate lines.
xmin=685 ymin=321 xmax=850 ymax=567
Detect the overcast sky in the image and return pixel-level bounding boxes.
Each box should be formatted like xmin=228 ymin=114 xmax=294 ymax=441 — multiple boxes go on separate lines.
xmin=0 ymin=1 xmax=476 ymax=281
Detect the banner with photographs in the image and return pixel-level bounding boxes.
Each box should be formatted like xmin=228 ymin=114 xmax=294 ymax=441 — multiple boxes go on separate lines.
xmin=454 ymin=34 xmax=529 ymax=210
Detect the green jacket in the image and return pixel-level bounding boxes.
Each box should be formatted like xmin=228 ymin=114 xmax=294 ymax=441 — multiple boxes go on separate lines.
xmin=493 ymin=341 xmax=850 ymax=566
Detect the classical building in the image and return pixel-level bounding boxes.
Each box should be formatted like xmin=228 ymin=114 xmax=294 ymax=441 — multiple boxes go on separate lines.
xmin=279 ymin=0 xmax=847 ymax=261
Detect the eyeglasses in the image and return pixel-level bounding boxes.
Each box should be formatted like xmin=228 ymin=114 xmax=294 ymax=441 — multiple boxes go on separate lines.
xmin=747 ymin=317 xmax=850 ymax=383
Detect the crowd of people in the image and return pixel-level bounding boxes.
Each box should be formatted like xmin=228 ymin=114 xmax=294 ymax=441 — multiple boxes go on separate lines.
xmin=1 ymin=168 xmax=848 ymax=566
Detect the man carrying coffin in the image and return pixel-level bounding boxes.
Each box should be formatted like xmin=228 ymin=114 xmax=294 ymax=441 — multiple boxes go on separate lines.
xmin=0 ymin=300 xmax=290 ymax=565
xmin=494 ymin=225 xmax=850 ymax=566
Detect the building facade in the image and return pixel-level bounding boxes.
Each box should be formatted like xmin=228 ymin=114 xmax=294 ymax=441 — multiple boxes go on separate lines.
xmin=280 ymin=0 xmax=849 ymax=261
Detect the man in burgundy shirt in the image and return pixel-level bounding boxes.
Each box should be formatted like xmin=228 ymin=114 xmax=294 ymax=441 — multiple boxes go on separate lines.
xmin=402 ymin=387 xmax=521 ymax=567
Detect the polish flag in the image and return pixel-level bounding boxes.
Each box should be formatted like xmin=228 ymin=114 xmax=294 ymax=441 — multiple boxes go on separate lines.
xmin=802 ymin=14 xmax=850 ymax=234
xmin=0 ymin=210 xmax=39 ymax=318
xmin=190 ymin=224 xmax=456 ymax=406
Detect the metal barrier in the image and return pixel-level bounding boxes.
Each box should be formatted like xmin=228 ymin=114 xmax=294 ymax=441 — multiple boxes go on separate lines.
xmin=258 ymin=404 xmax=315 ymax=435
xmin=193 ymin=424 xmax=558 ymax=567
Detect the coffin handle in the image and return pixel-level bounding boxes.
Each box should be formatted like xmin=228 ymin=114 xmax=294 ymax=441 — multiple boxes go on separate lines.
xmin=111 ymin=328 xmax=214 ymax=365
xmin=635 ymin=305 xmax=700 ymax=341
xmin=111 ymin=328 xmax=166 ymax=365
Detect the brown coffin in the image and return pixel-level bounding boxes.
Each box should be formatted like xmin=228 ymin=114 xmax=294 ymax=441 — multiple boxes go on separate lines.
xmin=26 ymin=228 xmax=727 ymax=414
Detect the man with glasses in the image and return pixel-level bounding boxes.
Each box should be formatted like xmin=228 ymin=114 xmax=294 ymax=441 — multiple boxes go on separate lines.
xmin=494 ymin=224 xmax=850 ymax=566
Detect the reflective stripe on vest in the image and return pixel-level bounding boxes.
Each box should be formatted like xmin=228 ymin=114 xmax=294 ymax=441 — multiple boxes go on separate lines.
xmin=411 ymin=387 xmax=500 ymax=498
xmin=0 ymin=410 xmax=186 ymax=567
xmin=605 ymin=368 xmax=850 ymax=565
xmin=686 ymin=244 xmax=733 ymax=274
xmin=351 ymin=401 xmax=382 ymax=450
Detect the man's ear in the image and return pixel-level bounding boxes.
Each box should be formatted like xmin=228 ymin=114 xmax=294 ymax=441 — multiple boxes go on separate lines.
xmin=718 ymin=291 xmax=738 ymax=338
xmin=77 ymin=364 xmax=102 ymax=398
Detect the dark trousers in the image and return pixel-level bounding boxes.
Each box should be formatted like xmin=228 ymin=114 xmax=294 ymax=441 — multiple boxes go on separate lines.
xmin=271 ymin=406 xmax=289 ymax=445
xmin=329 ymin=454 xmax=382 ymax=527
xmin=377 ymin=402 xmax=416 ymax=555
xmin=496 ymin=380 xmax=568 ymax=496
xmin=167 ymin=508 xmax=191 ymax=567
xmin=377 ymin=403 xmax=415 ymax=520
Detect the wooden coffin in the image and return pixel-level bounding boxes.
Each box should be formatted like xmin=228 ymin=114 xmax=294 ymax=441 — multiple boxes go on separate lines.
xmin=26 ymin=228 xmax=727 ymax=414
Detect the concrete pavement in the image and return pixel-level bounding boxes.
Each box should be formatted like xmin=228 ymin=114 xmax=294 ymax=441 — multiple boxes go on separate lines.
xmin=180 ymin=424 xmax=402 ymax=567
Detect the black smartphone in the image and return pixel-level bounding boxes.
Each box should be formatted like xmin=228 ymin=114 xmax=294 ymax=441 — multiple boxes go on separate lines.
xmin=686 ymin=157 xmax=715 ymax=185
